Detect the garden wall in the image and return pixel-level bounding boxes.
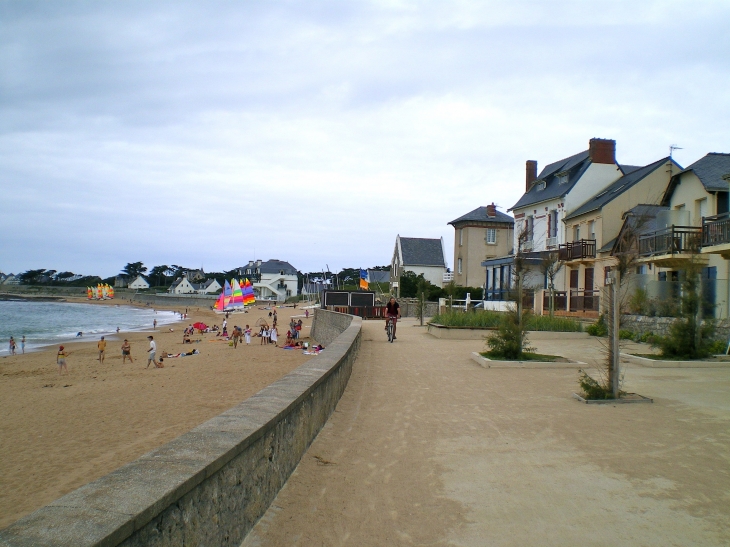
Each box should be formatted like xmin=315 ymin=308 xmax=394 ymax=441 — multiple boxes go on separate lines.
xmin=622 ymin=314 xmax=730 ymax=341
xmin=0 ymin=310 xmax=361 ymax=547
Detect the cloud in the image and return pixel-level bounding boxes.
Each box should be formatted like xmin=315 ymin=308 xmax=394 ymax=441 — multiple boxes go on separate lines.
xmin=1 ymin=0 xmax=729 ymax=277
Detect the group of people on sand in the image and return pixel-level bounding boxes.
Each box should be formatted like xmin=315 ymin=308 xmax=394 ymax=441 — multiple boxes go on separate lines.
xmin=230 ymin=325 xmax=252 ymax=348
xmin=7 ymin=336 xmax=25 ymax=355
xmin=56 ymin=334 xmax=162 ymax=374
xmin=258 ymin=324 xmax=278 ymax=346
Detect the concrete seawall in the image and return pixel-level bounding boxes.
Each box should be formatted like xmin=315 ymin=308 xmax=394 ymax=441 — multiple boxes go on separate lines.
xmin=0 ymin=309 xmax=361 ymax=547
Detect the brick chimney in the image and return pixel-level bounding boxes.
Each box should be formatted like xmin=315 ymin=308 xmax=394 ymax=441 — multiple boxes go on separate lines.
xmin=588 ymin=138 xmax=616 ymax=164
xmin=526 ymin=160 xmax=538 ymax=192
xmin=486 ymin=203 xmax=496 ymax=218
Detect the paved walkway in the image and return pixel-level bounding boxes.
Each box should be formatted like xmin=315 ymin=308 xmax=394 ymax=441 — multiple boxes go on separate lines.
xmin=243 ymin=319 xmax=730 ymax=546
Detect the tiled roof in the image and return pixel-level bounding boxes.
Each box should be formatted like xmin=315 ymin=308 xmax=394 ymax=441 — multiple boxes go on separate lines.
xmin=448 ymin=206 xmax=514 ymax=225
xmin=259 ymin=260 xmax=298 ymax=275
xmin=679 ymin=153 xmax=730 ymax=192
xmin=565 ymin=157 xmax=675 ymax=221
xmin=509 ymin=150 xmax=592 ymax=211
xmin=399 ymin=237 xmax=446 ymax=267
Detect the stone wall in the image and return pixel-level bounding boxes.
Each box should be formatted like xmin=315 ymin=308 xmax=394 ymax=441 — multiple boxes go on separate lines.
xmin=130 ymin=293 xmax=218 ymax=309
xmin=0 ymin=310 xmax=361 ymax=547
xmin=621 ymin=314 xmax=730 ymax=341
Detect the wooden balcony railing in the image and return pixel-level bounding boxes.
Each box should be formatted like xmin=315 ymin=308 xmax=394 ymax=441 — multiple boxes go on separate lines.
xmin=543 ymin=290 xmax=567 ymax=311
xmin=702 ymin=213 xmax=730 ymax=247
xmin=569 ymin=290 xmax=599 ymax=312
xmin=558 ymin=239 xmax=596 ymax=261
xmin=638 ymin=226 xmax=701 ymax=257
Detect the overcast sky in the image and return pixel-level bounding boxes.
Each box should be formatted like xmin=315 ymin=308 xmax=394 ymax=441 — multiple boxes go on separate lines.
xmin=1 ymin=0 xmax=729 ymax=278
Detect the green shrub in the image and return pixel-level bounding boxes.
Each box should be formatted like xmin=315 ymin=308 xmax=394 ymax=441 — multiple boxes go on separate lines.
xmin=486 ymin=310 xmax=533 ymax=359
xmin=707 ymin=339 xmax=727 ymax=355
xmin=578 ymin=372 xmax=615 ymax=400
xmin=619 ymin=329 xmax=634 ymax=340
xmin=654 ymin=318 xmax=715 ymax=359
xmin=586 ymin=315 xmax=608 ymax=337
xmin=431 ymin=310 xmax=502 ymax=328
xmin=524 ymin=315 xmax=582 ymax=332
xmin=629 ymin=288 xmax=650 ymax=315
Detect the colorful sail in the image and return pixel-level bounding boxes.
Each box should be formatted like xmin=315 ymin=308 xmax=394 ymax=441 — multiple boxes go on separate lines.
xmin=87 ymin=287 xmax=93 ymax=299
xmin=230 ymin=279 xmax=244 ymax=307
xmin=242 ymin=278 xmax=256 ymax=305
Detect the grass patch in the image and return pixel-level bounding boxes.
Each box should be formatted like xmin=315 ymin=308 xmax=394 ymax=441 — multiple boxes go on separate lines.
xmin=480 ymin=351 xmax=560 ymax=362
xmin=431 ymin=310 xmax=502 ymax=328
xmin=432 ymin=310 xmax=582 ymax=332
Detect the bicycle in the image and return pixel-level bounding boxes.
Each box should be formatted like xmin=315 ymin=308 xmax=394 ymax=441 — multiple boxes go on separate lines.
xmin=385 ymin=316 xmax=396 ymax=343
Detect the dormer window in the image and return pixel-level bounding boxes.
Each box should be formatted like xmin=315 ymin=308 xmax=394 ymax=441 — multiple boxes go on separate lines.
xmin=536 ymin=181 xmax=546 ymax=191
xmin=558 ymin=172 xmax=569 ymax=185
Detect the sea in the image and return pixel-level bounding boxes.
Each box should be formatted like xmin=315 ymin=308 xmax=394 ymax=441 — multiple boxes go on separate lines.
xmin=0 ymin=300 xmax=179 ymax=355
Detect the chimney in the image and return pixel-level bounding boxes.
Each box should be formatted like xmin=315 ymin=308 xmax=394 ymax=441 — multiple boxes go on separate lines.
xmin=526 ymin=160 xmax=537 ymax=192
xmin=486 ymin=203 xmax=496 ymax=218
xmin=588 ymin=138 xmax=616 ymax=164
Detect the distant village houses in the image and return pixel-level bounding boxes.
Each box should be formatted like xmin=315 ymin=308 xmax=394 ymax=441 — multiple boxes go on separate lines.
xmin=390 ymin=235 xmax=449 ymax=295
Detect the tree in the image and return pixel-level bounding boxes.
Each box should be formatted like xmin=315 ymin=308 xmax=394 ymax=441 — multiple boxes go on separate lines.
xmin=148 ymin=265 xmax=169 ymax=287
xmin=122 ymin=262 xmax=147 ymax=278
xmin=540 ymin=251 xmax=563 ymax=318
xmin=19 ymin=269 xmax=47 ymax=284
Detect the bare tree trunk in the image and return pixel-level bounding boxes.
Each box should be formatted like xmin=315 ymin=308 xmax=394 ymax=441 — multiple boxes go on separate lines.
xmin=609 ymin=270 xmax=621 ymax=398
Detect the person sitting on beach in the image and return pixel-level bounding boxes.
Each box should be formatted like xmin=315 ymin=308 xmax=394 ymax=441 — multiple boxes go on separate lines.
xmin=121 ymin=339 xmax=133 ymax=364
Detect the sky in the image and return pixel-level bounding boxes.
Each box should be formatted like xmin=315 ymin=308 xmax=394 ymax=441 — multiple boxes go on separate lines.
xmin=1 ymin=0 xmax=729 ymax=278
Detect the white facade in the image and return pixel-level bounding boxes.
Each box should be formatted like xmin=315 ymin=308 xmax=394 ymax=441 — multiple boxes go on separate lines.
xmin=169 ymin=277 xmax=196 ymax=294
xmin=128 ymin=276 xmax=150 ymax=290
xmin=255 ymin=272 xmax=298 ymax=301
xmin=195 ymin=279 xmax=222 ymax=294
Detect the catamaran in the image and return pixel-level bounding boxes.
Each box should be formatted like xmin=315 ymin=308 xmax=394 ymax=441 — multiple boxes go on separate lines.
xmin=213 ymin=278 xmax=255 ymax=313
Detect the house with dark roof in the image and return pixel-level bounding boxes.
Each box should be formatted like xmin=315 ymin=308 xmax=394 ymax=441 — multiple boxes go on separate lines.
xmin=248 ymin=259 xmax=299 ymax=301
xmin=390 ymin=235 xmax=448 ymax=293
xmin=557 ymin=156 xmax=680 ymax=312
xmin=623 ymin=152 xmax=730 ymax=318
xmin=448 ymin=203 xmax=514 ymax=288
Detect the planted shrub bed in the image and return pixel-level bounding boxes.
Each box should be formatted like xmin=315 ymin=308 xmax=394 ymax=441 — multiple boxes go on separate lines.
xmin=431 ymin=310 xmax=582 ymax=332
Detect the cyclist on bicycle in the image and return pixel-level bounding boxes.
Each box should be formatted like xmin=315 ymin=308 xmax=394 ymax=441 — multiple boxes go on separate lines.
xmin=385 ymin=296 xmax=401 ymax=340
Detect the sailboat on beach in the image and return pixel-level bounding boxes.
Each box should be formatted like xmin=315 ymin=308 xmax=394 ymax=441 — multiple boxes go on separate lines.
xmin=213 ymin=279 xmax=251 ymax=313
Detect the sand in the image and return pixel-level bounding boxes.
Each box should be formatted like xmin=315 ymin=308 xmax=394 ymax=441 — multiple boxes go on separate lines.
xmin=244 ymin=319 xmax=730 ymax=546
xmin=0 ymin=300 xmax=315 ymax=529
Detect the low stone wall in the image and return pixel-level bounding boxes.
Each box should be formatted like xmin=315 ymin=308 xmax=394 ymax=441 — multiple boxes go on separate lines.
xmin=427 ymin=323 xmax=589 ymax=340
xmin=130 ymin=293 xmax=218 ymax=310
xmin=0 ymin=310 xmax=361 ymax=547
xmin=621 ymin=314 xmax=730 ymax=341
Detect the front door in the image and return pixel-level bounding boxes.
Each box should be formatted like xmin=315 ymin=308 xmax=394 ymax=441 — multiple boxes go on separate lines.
xmin=584 ymin=268 xmax=595 ymax=310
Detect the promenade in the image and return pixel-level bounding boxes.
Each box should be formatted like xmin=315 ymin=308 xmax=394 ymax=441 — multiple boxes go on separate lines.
xmin=244 ymin=318 xmax=730 ymax=546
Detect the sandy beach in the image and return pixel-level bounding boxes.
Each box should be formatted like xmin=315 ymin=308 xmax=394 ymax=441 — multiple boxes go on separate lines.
xmin=0 ymin=299 xmax=316 ymax=529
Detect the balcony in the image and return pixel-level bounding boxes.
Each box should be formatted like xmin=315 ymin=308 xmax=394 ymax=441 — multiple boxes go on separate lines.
xmin=521 ymin=240 xmax=533 ymax=252
xmin=558 ymin=239 xmax=596 ymax=262
xmin=702 ymin=213 xmax=730 ymax=259
xmin=637 ymin=225 xmax=704 ymax=267
xmin=443 ymin=272 xmax=454 ymax=283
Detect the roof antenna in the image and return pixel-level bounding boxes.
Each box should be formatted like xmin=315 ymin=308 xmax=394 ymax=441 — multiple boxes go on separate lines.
xmin=669 ymin=144 xmax=682 ymax=178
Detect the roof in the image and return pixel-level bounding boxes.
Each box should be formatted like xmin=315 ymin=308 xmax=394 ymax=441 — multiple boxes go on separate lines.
xmin=509 ymin=150 xmax=592 ymax=211
xmin=662 ymin=153 xmax=730 ymax=204
xmin=611 ymin=204 xmax=668 ymax=254
xmin=367 ymin=270 xmax=390 ymax=283
xmin=399 ymin=237 xmax=446 ymax=267
xmin=565 ymin=156 xmax=675 ymax=221
xmin=448 ymin=206 xmax=514 ymax=226
xmin=619 ymin=164 xmax=643 ymax=175
xmin=259 ymin=260 xmax=298 ymax=275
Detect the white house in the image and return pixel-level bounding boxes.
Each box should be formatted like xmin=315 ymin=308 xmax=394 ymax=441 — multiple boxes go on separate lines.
xmin=390 ymin=235 xmax=448 ymax=292
xmin=193 ymin=278 xmax=222 ymax=294
xmin=128 ymin=275 xmax=150 ymax=290
xmin=238 ymin=259 xmax=298 ymax=302
xmin=168 ymin=276 xmax=197 ymax=294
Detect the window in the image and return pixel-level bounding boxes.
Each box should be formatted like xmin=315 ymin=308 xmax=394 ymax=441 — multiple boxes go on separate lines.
xmin=549 ymin=210 xmax=558 ymax=238
xmin=525 ymin=216 xmax=534 ymax=241
xmin=558 ymin=173 xmax=569 ymax=185
xmin=457 ymin=258 xmax=462 ymax=274
xmin=588 ymin=220 xmax=595 ymax=240
xmin=537 ymin=181 xmax=546 ymax=191
xmin=459 ymin=229 xmax=463 ymax=246
xmin=573 ymin=225 xmax=580 ymax=242
xmin=486 ymin=228 xmax=496 ymax=244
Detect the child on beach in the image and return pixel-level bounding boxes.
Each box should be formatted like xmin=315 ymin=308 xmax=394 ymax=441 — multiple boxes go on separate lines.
xmin=57 ymin=346 xmax=69 ymax=374
xmin=244 ymin=325 xmax=251 ymax=345
xmin=121 ymin=339 xmax=133 ymax=364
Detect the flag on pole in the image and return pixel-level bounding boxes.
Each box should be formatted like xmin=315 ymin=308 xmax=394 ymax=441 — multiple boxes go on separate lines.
xmin=359 ymin=269 xmax=369 ymax=290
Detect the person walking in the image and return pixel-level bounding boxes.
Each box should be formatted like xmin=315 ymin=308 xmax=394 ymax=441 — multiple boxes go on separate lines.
xmin=270 ymin=326 xmax=278 ymax=347
xmin=153 ymin=319 xmax=157 ymax=330
xmin=232 ymin=326 xmax=240 ymax=349
xmin=146 ymin=336 xmax=160 ymax=368
xmin=121 ymin=339 xmax=133 ymax=364
xmin=21 ymin=335 xmax=25 ymax=354
xmin=98 ymin=336 xmax=107 ymax=364
xmin=57 ymin=345 xmax=69 ymax=375
xmin=244 ymin=325 xmax=251 ymax=345
xmin=9 ymin=337 xmax=16 ymax=355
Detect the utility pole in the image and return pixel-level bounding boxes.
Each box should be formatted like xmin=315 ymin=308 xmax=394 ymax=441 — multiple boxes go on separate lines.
xmin=608 ymin=269 xmax=621 ymax=398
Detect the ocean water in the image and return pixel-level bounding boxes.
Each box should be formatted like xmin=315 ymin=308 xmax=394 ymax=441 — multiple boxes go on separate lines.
xmin=0 ymin=300 xmax=179 ymax=355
